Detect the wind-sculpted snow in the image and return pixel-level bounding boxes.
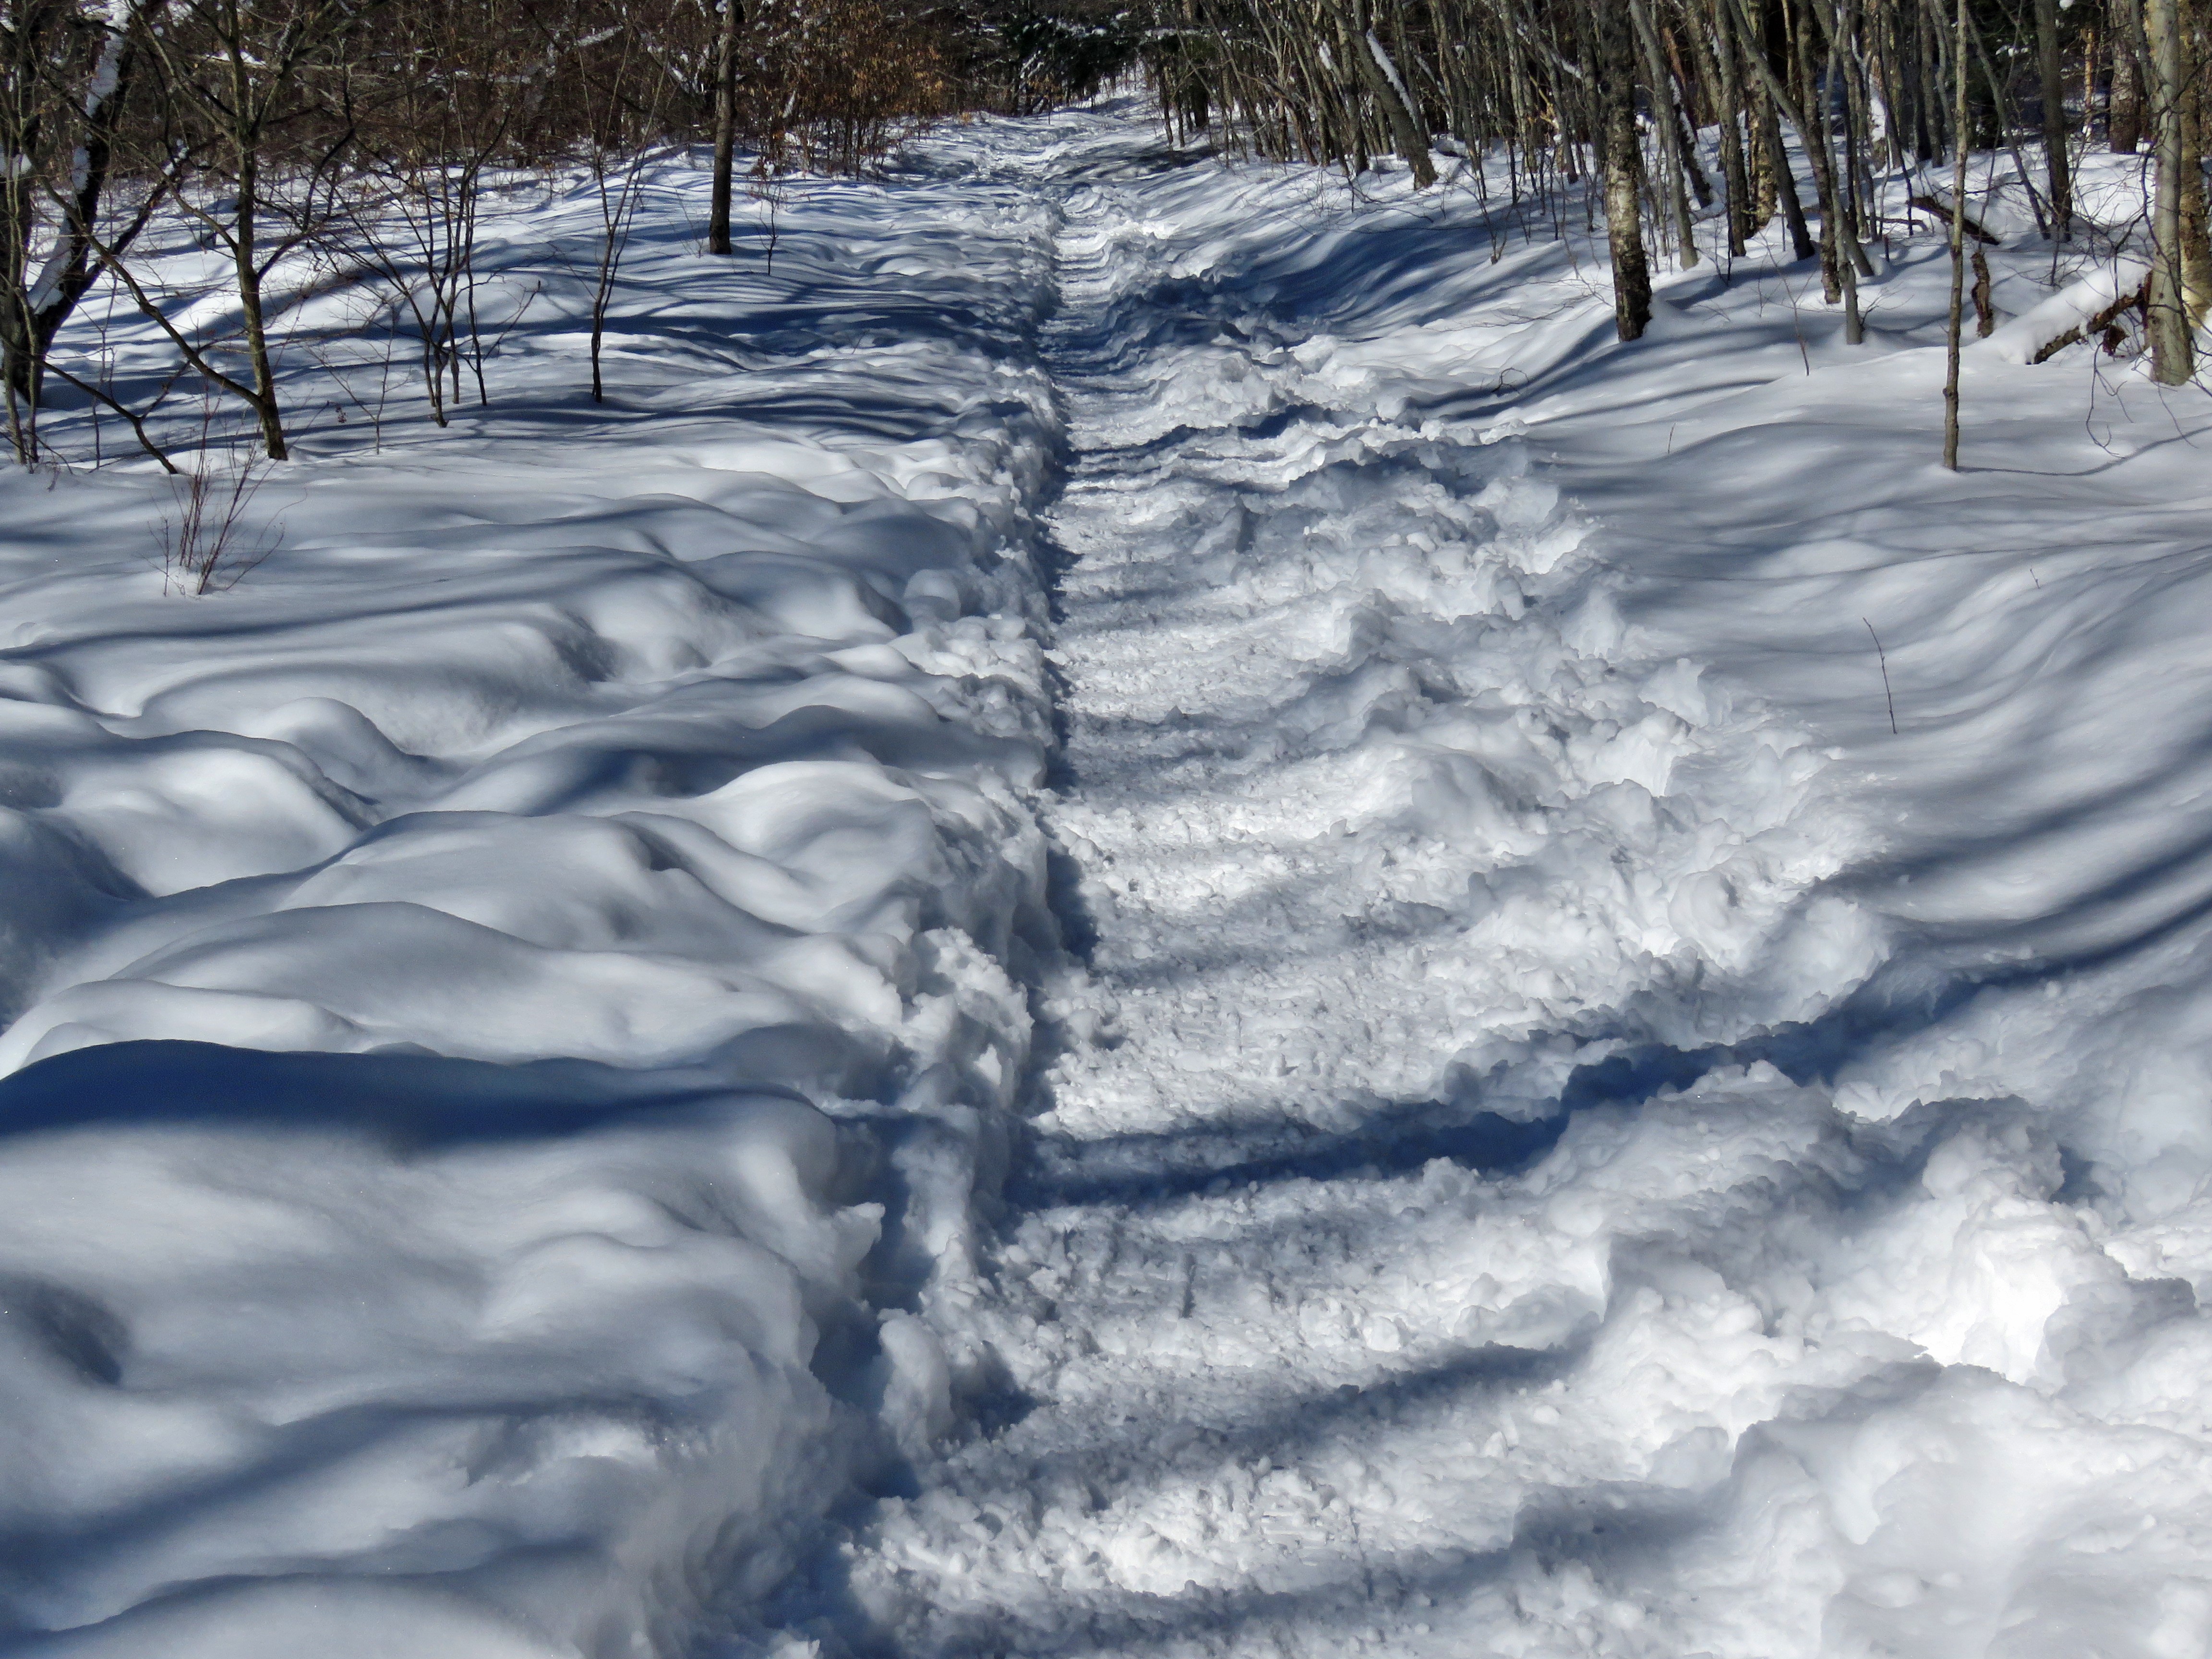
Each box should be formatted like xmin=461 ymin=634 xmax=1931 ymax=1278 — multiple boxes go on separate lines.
xmin=0 ymin=157 xmax=1063 ymax=1656
xmin=12 ymin=103 xmax=2212 ymax=1659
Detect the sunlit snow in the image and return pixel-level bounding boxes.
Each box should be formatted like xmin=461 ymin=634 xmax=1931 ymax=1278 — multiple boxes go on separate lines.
xmin=3 ymin=100 xmax=2212 ymax=1659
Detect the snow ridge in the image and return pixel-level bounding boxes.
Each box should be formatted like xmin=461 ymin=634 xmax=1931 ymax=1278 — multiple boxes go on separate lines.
xmin=0 ymin=152 xmax=1075 ymax=1657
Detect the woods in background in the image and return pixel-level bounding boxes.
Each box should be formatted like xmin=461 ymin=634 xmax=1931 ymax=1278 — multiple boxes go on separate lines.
xmin=0 ymin=0 xmax=1132 ymax=463
xmin=1142 ymin=0 xmax=2207 ymax=392
xmin=0 ymin=0 xmax=2204 ymax=470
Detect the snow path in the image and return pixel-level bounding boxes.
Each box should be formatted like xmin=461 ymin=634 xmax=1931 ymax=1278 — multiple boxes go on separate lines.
xmin=11 ymin=101 xmax=2212 ymax=1659
xmin=827 ymin=119 xmax=1880 ymax=1659
xmin=805 ymin=113 xmax=2212 ymax=1659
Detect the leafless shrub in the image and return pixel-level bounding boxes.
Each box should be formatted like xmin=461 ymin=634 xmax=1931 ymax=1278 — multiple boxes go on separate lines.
xmin=745 ymin=0 xmax=960 ymax=175
xmin=157 ymin=395 xmax=282 ymax=594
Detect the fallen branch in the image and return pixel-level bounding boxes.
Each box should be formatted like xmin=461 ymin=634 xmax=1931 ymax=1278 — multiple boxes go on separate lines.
xmin=1909 ymin=193 xmax=2002 ymax=245
xmin=2031 ymin=276 xmax=2150 ymax=364
xmin=1978 ymin=260 xmax=2151 ymax=364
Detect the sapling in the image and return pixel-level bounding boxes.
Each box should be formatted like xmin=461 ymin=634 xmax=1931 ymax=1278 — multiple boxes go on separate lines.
xmin=157 ymin=389 xmax=280 ymax=593
xmin=1942 ymin=0 xmax=1968 ymax=469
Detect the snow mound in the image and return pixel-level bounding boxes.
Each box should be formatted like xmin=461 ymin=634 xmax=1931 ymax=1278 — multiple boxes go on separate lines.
xmin=0 ymin=148 xmax=1065 ymax=1654
xmin=1977 ymin=255 xmax=2150 ymax=364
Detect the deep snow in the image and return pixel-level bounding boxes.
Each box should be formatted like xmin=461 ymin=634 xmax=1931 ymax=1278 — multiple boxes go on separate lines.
xmin=0 ymin=151 xmax=1067 ymax=1657
xmin=4 ymin=99 xmax=2212 ymax=1659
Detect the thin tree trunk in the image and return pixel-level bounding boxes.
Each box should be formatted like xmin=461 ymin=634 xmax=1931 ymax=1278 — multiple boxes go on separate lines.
xmin=1764 ymin=96 xmax=1818 ymax=255
xmin=1944 ymin=0 xmax=1969 ymax=466
xmin=1596 ymin=0 xmax=1652 ymax=338
xmin=708 ymin=0 xmax=744 ymax=254
xmin=1635 ymin=0 xmax=1700 ymax=264
xmin=1697 ymin=0 xmax=1755 ymax=253
xmin=227 ymin=87 xmax=288 ymax=462
xmin=2035 ymin=0 xmax=2071 ymax=236
xmin=1826 ymin=32 xmax=1864 ymax=338
xmin=2148 ymin=0 xmax=2194 ymax=378
xmin=1790 ymin=0 xmax=1843 ymax=298
xmin=1918 ymin=0 xmax=1944 ymax=159
xmin=1836 ymin=0 xmax=1878 ymax=235
xmin=1750 ymin=78 xmax=1780 ymax=223
xmin=2111 ymin=10 xmax=2146 ymax=151
xmin=0 ymin=171 xmax=34 ymax=429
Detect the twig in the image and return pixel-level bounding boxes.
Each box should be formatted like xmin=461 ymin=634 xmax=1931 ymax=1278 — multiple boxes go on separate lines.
xmin=1863 ymin=617 xmax=1898 ymax=735
xmin=36 ymin=361 xmax=182 ymax=473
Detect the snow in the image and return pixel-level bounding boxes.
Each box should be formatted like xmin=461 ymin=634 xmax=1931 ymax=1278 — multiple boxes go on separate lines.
xmin=0 ymin=154 xmax=1062 ymax=1657
xmin=6 ymin=101 xmax=2212 ymax=1659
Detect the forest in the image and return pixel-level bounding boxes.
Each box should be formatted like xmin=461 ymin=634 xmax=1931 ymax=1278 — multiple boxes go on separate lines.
xmin=8 ymin=0 xmax=2212 ymax=1651
xmin=0 ymin=0 xmax=2194 ymax=477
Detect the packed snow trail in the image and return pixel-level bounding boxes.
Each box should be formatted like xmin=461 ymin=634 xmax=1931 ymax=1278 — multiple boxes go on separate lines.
xmin=802 ymin=113 xmax=2212 ymax=1659
xmin=821 ymin=108 xmax=1883 ymax=1659
xmin=10 ymin=102 xmax=2212 ymax=1659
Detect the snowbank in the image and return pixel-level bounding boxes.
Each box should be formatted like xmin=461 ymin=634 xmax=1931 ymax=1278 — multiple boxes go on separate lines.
xmin=0 ymin=155 xmax=1064 ymax=1654
xmin=1977 ymin=254 xmax=2150 ymax=364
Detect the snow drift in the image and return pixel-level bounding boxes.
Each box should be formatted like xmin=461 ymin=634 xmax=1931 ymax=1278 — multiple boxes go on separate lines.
xmin=0 ymin=155 xmax=1064 ymax=1655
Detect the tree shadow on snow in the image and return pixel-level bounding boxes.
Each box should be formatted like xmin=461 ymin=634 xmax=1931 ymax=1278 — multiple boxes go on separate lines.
xmin=0 ymin=1037 xmax=768 ymax=1147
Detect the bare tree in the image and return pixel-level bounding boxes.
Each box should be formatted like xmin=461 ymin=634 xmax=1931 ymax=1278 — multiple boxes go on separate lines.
xmin=2147 ymin=0 xmax=2193 ymax=381
xmin=1 ymin=0 xmax=175 ymax=458
xmin=557 ymin=8 xmax=672 ymax=404
xmin=113 ymin=0 xmax=375 ymax=459
xmin=344 ymin=0 xmax=544 ymax=423
xmin=1594 ymin=0 xmax=1650 ymax=338
xmin=707 ymin=0 xmax=745 ymax=253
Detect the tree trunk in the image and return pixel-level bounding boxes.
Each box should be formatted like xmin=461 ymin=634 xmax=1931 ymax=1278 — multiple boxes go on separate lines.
xmin=0 ymin=169 xmax=33 ymax=421
xmin=708 ymin=0 xmax=744 ymax=255
xmin=231 ymin=154 xmax=288 ymax=461
xmin=1695 ymin=0 xmax=1754 ymax=253
xmin=1750 ymin=80 xmax=1780 ymax=225
xmin=1724 ymin=0 xmax=1833 ymax=264
xmin=1826 ymin=33 xmax=1865 ymax=339
xmin=1764 ymin=96 xmax=1818 ymax=257
xmin=223 ymin=36 xmax=287 ymax=463
xmin=2035 ymin=0 xmax=2071 ymax=236
xmin=1943 ymin=0 xmax=1969 ymax=466
xmin=1635 ymin=0 xmax=1700 ymax=264
xmin=2110 ymin=14 xmax=2146 ymax=151
xmin=1595 ymin=0 xmax=1652 ymax=338
xmin=2148 ymin=0 xmax=2194 ymax=379
xmin=1917 ymin=0 xmax=1943 ymax=159
xmin=2182 ymin=18 xmax=2212 ymax=324
xmin=1791 ymin=0 xmax=1845 ymax=300
xmin=3 ymin=0 xmax=156 ymax=412
xmin=1353 ymin=0 xmax=1437 ymax=185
